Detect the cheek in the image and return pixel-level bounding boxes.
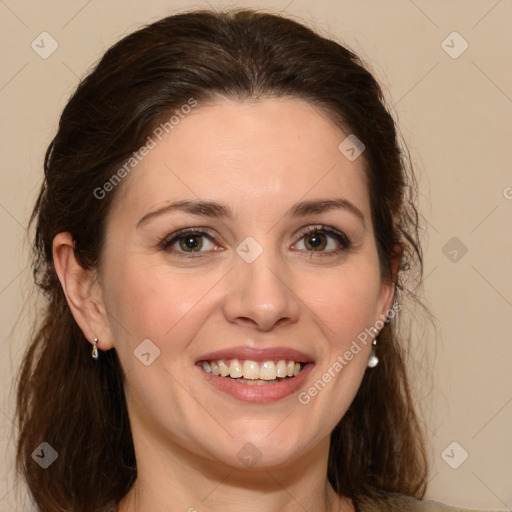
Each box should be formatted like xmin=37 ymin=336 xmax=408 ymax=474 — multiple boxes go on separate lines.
xmin=103 ymin=256 xmax=220 ymax=352
xmin=298 ymin=263 xmax=383 ymax=345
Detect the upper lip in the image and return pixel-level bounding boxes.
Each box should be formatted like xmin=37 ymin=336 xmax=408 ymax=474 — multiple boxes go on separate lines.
xmin=196 ymin=345 xmax=314 ymax=363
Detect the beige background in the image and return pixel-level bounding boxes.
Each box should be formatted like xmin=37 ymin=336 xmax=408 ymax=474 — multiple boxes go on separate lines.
xmin=1 ymin=0 xmax=511 ymax=510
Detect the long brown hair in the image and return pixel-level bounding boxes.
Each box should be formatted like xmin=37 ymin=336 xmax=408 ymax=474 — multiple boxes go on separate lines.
xmin=17 ymin=9 xmax=428 ymax=512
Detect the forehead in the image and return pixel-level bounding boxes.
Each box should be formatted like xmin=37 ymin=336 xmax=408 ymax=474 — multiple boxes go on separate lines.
xmin=110 ymin=97 xmax=370 ymax=221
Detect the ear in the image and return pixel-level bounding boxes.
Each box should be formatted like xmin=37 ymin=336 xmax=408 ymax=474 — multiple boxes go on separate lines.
xmin=375 ymin=243 xmax=402 ymax=324
xmin=52 ymin=232 xmax=114 ymax=353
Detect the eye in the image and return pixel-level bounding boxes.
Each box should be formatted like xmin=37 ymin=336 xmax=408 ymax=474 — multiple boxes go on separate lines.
xmin=160 ymin=228 xmax=220 ymax=255
xmin=292 ymin=225 xmax=351 ymax=255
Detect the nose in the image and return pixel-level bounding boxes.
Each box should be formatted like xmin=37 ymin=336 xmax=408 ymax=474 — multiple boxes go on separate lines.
xmin=222 ymin=249 xmax=300 ymax=332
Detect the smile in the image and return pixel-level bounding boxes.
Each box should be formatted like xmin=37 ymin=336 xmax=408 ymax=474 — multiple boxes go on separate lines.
xmin=195 ymin=346 xmax=314 ymax=402
xmin=197 ymin=361 xmax=313 ymax=403
xmin=198 ymin=358 xmax=305 ymax=383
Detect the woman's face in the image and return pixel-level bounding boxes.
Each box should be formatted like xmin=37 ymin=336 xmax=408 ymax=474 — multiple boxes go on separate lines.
xmin=98 ymin=97 xmax=394 ymax=471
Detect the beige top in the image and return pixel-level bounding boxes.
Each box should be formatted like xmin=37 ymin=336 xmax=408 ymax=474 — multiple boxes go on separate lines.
xmin=358 ymin=494 xmax=496 ymax=512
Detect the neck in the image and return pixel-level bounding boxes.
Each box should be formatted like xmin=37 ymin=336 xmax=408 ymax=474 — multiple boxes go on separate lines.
xmin=117 ymin=429 xmax=352 ymax=512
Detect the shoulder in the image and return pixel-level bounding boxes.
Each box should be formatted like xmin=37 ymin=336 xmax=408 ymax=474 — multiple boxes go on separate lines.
xmin=357 ymin=493 xmax=494 ymax=512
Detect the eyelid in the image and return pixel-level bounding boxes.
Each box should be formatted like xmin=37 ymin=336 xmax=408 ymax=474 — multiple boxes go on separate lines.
xmin=159 ymin=227 xmax=220 ymax=252
xmin=293 ymin=224 xmax=351 ymax=249
xmin=159 ymin=224 xmax=351 ymax=256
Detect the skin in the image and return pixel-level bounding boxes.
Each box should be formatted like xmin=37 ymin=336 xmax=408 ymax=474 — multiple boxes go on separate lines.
xmin=54 ymin=97 xmax=396 ymax=512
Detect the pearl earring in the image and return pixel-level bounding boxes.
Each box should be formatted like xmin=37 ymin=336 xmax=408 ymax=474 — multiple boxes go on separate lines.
xmin=367 ymin=338 xmax=379 ymax=368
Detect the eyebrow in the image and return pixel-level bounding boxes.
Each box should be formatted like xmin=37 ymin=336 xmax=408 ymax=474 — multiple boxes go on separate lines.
xmin=290 ymin=199 xmax=365 ymax=227
xmin=136 ymin=198 xmax=365 ymax=228
xmin=137 ymin=200 xmax=230 ymax=228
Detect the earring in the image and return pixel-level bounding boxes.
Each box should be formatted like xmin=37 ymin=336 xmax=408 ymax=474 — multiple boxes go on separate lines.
xmin=367 ymin=338 xmax=379 ymax=368
xmin=92 ymin=338 xmax=99 ymax=360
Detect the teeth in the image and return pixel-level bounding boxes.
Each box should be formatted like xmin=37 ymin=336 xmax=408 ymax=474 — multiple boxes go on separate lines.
xmin=276 ymin=360 xmax=287 ymax=378
xmin=236 ymin=378 xmax=281 ymax=385
xmin=200 ymin=358 xmax=305 ymax=380
xmin=259 ymin=361 xmax=277 ymax=380
xmin=242 ymin=360 xmax=259 ymax=379
xmin=229 ymin=359 xmax=243 ymax=378
xmin=218 ymin=360 xmax=230 ymax=377
xmin=210 ymin=361 xmax=220 ymax=376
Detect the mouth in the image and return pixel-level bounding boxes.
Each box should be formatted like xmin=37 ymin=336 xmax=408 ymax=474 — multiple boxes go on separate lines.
xmin=195 ymin=347 xmax=314 ymax=403
xmin=197 ymin=358 xmax=306 ymax=384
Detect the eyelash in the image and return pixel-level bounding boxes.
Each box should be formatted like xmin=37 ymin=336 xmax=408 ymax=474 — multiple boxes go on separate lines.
xmin=295 ymin=225 xmax=351 ymax=257
xmin=159 ymin=225 xmax=351 ymax=258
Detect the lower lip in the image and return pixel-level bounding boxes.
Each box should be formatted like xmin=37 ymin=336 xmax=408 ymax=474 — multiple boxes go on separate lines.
xmin=197 ymin=363 xmax=314 ymax=403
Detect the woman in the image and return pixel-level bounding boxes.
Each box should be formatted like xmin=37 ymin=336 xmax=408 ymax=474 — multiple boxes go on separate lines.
xmin=16 ymin=9 xmax=485 ymax=512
